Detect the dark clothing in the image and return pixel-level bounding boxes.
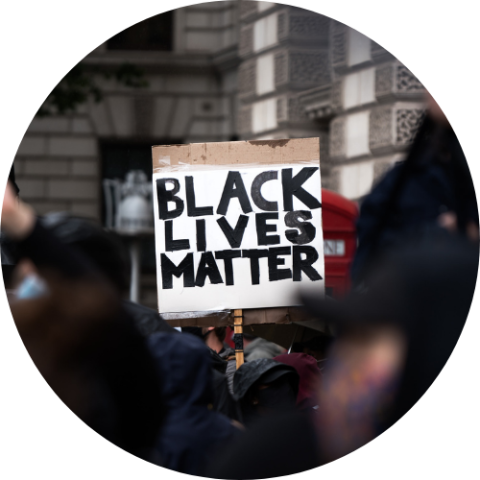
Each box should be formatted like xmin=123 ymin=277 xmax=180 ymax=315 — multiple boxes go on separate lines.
xmin=148 ymin=333 xmax=238 ymax=475
xmin=233 ymin=358 xmax=299 ymax=427
xmin=210 ymin=349 xmax=242 ymax=420
xmin=275 ymin=353 xmax=321 ymax=410
xmin=233 ymin=358 xmax=299 ymax=402
xmin=123 ymin=300 xmax=177 ymax=336
xmin=11 ymin=221 xmax=164 ymax=459
xmin=206 ymin=412 xmax=321 ymax=479
xmin=384 ymin=237 xmax=478 ymax=426
xmin=352 ymin=116 xmax=478 ymax=283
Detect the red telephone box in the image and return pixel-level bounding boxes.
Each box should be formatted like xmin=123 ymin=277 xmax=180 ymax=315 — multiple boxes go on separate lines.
xmin=322 ymin=189 xmax=358 ymax=298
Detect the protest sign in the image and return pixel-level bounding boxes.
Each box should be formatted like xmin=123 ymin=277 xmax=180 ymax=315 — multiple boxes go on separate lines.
xmin=152 ymin=139 xmax=324 ymax=316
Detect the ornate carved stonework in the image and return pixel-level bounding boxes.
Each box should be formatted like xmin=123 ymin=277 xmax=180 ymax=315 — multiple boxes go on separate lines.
xmin=331 ymin=21 xmax=347 ymax=70
xmin=289 ymin=52 xmax=331 ymax=87
xmin=395 ymin=109 xmax=425 ymax=145
xmin=375 ymin=64 xmax=394 ymax=98
xmin=277 ymin=11 xmax=287 ymax=39
xmin=277 ymin=96 xmax=288 ymax=123
xmin=238 ymin=60 xmax=256 ymax=96
xmin=239 ymin=26 xmax=253 ymax=58
xmin=239 ymin=1 xmax=257 ymax=20
xmin=274 ymin=51 xmax=288 ymax=87
xmin=288 ymin=96 xmax=307 ymax=122
xmin=396 ymin=65 xmax=424 ymax=93
xmin=331 ymin=79 xmax=342 ymax=112
xmin=238 ymin=106 xmax=252 ymax=136
xmin=289 ymin=14 xmax=329 ymax=42
xmin=330 ymin=117 xmax=346 ymax=159
xmin=369 ymin=106 xmax=393 ymax=151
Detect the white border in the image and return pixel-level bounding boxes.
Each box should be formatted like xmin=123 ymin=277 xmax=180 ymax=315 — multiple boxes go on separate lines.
xmin=1 ymin=1 xmax=478 ymax=479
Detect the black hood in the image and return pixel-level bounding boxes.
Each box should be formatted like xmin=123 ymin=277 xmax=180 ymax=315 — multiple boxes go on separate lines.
xmin=233 ymin=358 xmax=299 ymax=401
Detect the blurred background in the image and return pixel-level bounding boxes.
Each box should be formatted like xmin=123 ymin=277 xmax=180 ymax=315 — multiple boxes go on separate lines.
xmin=11 ymin=1 xmax=426 ymax=308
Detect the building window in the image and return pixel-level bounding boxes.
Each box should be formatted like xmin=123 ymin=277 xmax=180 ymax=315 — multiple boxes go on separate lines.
xmin=345 ymin=111 xmax=370 ymax=158
xmin=257 ymin=2 xmax=276 ymax=12
xmin=347 ymin=30 xmax=371 ymax=66
xmin=107 ymin=11 xmax=174 ymax=51
xmin=340 ymin=160 xmax=374 ymax=199
xmin=256 ymin=53 xmax=275 ymax=96
xmin=252 ymin=98 xmax=278 ymax=133
xmin=343 ymin=68 xmax=375 ymax=109
xmin=253 ymin=13 xmax=278 ymax=52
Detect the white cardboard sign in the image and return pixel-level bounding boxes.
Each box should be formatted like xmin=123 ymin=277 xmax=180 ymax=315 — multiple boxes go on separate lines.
xmin=152 ymin=164 xmax=324 ymax=313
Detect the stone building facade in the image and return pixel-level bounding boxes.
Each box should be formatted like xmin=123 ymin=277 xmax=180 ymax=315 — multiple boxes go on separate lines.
xmin=11 ymin=1 xmax=426 ymax=306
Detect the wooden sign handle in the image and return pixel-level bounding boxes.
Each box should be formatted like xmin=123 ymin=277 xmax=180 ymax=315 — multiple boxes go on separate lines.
xmin=233 ymin=309 xmax=244 ymax=369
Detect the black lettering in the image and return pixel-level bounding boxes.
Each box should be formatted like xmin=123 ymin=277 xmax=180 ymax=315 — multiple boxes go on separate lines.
xmin=292 ymin=246 xmax=322 ymax=281
xmin=196 ymin=219 xmax=206 ymax=252
xmin=186 ymin=176 xmax=213 ymax=217
xmin=282 ymin=167 xmax=322 ymax=211
xmin=165 ymin=220 xmax=190 ymax=252
xmin=268 ymin=247 xmax=292 ymax=281
xmin=256 ymin=213 xmax=280 ymax=246
xmin=215 ymin=250 xmax=242 ymax=286
xmin=161 ymin=253 xmax=195 ymax=289
xmin=284 ymin=210 xmax=316 ymax=245
xmin=242 ymin=249 xmax=269 ymax=285
xmin=217 ymin=215 xmax=249 ymax=248
xmin=195 ymin=252 xmax=224 ymax=287
xmin=156 ymin=178 xmax=184 ymax=220
xmin=217 ymin=171 xmax=253 ymax=216
xmin=251 ymin=171 xmax=278 ymax=211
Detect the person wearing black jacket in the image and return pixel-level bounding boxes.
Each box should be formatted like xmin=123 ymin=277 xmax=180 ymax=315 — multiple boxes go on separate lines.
xmin=352 ymin=93 xmax=478 ymax=285
xmin=2 ymin=183 xmax=165 ymax=461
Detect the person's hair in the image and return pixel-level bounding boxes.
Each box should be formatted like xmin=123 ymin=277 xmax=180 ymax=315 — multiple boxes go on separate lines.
xmin=214 ymin=327 xmax=226 ymax=343
xmin=40 ymin=213 xmax=131 ymax=294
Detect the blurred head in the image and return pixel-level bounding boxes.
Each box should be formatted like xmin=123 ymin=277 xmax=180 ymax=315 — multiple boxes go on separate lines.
xmin=40 ymin=213 xmax=131 ymax=295
xmin=302 ymin=233 xmax=478 ymax=461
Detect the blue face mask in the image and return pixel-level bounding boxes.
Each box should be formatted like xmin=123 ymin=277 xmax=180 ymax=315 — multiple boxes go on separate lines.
xmin=16 ymin=274 xmax=48 ymax=300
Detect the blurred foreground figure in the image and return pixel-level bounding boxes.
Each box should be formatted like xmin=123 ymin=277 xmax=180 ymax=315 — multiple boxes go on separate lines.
xmin=148 ymin=332 xmax=239 ymax=475
xmin=208 ymin=236 xmax=477 ymax=477
xmin=2 ymin=183 xmax=165 ymax=460
xmin=39 ymin=212 xmax=176 ymax=337
xmin=305 ymin=234 xmax=478 ymax=462
xmin=352 ymin=93 xmax=478 ymax=284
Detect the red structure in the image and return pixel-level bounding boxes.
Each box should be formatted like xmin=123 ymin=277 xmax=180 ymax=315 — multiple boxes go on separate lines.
xmin=322 ymin=189 xmax=358 ymax=298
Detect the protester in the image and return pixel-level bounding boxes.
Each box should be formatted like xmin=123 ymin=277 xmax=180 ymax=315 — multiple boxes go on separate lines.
xmin=233 ymin=358 xmax=299 ymax=426
xmin=2 ymin=183 xmax=165 ymax=460
xmin=274 ymin=353 xmax=321 ymax=411
xmin=303 ymin=234 xmax=478 ymax=462
xmin=352 ymin=93 xmax=479 ymax=285
xmin=183 ymin=325 xmax=238 ymax=396
xmin=38 ymin=212 xmax=176 ymax=336
xmin=207 ymin=234 xmax=478 ymax=477
xmin=244 ymin=336 xmax=285 ymax=361
xmin=209 ymin=348 xmax=242 ymax=421
xmin=147 ymin=332 xmax=240 ymax=475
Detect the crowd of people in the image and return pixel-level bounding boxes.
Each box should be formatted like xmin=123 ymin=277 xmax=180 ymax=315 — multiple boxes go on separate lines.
xmin=1 ymin=93 xmax=478 ymax=478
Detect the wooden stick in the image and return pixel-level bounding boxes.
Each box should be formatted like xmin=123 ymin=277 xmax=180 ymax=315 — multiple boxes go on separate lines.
xmin=233 ymin=309 xmax=244 ymax=369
